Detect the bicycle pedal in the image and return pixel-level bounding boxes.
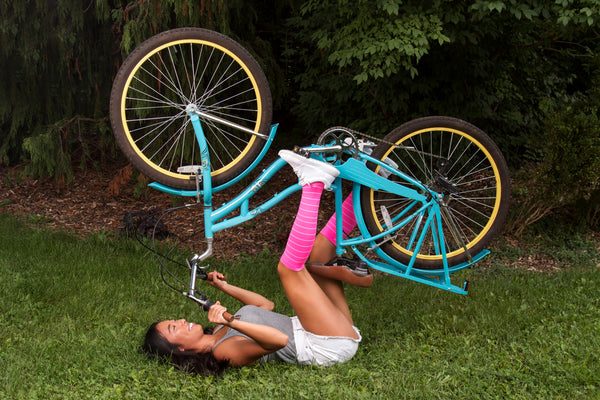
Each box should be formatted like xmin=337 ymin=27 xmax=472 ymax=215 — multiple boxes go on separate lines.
xmin=177 ymin=165 xmax=203 ymax=174
xmin=292 ymin=146 xmax=311 ymax=157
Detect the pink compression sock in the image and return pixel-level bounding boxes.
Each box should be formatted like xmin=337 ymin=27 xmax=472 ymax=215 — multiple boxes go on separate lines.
xmin=280 ymin=182 xmax=324 ymax=271
xmin=320 ymin=193 xmax=357 ymax=245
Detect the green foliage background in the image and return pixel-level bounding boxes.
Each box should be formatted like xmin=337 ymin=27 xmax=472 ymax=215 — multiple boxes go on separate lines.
xmin=2 ymin=0 xmax=600 ymax=231
xmin=287 ymin=1 xmax=600 ymax=158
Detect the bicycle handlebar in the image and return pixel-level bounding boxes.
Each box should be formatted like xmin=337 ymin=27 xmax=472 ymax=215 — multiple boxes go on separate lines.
xmin=183 ymin=292 xmax=237 ymax=322
xmin=202 ymin=299 xmax=237 ymax=322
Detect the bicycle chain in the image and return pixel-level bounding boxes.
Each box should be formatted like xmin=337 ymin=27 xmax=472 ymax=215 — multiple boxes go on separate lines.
xmin=318 ymin=126 xmax=445 ymax=160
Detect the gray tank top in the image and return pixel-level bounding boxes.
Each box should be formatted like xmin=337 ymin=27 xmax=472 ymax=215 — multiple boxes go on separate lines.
xmin=212 ymin=305 xmax=297 ymax=364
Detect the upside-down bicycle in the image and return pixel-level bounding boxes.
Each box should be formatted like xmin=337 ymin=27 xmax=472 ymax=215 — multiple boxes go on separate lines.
xmin=109 ymin=28 xmax=510 ymax=305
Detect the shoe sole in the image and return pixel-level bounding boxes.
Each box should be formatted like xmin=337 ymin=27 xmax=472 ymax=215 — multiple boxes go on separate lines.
xmin=306 ymin=262 xmax=373 ymax=288
xmin=279 ymin=150 xmax=339 ymax=178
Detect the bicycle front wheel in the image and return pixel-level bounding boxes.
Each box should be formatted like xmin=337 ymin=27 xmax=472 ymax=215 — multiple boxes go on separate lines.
xmin=110 ymin=28 xmax=272 ymax=190
xmin=359 ymin=116 xmax=510 ymax=270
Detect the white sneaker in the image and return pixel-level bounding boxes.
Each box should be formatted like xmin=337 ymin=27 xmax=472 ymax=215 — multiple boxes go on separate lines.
xmin=279 ymin=150 xmax=339 ymax=189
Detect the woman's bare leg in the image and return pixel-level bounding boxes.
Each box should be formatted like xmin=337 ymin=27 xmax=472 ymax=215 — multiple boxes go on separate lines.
xmin=305 ymin=193 xmax=359 ymax=324
xmin=277 ymin=262 xmax=357 ymax=338
xmin=277 ymin=150 xmax=357 ymax=338
xmin=277 ymin=185 xmax=356 ymax=338
xmin=307 ymin=234 xmax=353 ymax=325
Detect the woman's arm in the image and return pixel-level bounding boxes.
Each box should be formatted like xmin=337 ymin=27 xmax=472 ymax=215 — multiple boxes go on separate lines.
xmin=206 ymin=270 xmax=274 ymax=310
xmin=208 ymin=302 xmax=288 ymax=366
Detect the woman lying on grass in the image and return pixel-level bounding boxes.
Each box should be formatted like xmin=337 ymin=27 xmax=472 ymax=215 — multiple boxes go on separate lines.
xmin=142 ymin=150 xmax=373 ymax=376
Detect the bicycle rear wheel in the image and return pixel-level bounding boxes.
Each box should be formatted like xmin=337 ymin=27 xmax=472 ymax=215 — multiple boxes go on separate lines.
xmin=110 ymin=28 xmax=272 ymax=190
xmin=359 ymin=116 xmax=510 ymax=270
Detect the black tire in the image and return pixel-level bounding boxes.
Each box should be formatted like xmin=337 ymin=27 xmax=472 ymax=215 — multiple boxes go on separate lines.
xmin=359 ymin=116 xmax=510 ymax=270
xmin=109 ymin=28 xmax=272 ymax=189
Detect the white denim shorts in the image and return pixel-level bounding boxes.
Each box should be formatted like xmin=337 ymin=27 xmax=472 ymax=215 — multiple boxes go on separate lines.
xmin=291 ymin=316 xmax=361 ymax=366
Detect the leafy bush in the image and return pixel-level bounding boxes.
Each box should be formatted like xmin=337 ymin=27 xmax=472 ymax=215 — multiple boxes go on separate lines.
xmin=509 ymin=93 xmax=600 ymax=234
xmin=285 ymin=0 xmax=600 ymax=166
xmin=21 ymin=117 xmax=115 ymax=184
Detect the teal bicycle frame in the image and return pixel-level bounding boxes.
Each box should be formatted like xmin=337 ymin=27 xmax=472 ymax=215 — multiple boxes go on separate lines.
xmin=149 ymin=107 xmax=488 ymax=295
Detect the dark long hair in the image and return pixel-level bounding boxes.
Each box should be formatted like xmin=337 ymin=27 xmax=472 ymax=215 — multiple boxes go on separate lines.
xmin=142 ymin=322 xmax=229 ymax=376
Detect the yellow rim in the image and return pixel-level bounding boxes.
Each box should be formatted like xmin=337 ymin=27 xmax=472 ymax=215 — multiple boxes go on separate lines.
xmin=370 ymin=127 xmax=503 ymax=261
xmin=119 ymin=39 xmax=263 ymax=181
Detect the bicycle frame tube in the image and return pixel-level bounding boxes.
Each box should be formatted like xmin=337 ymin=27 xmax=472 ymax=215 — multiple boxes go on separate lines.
xmin=189 ymin=109 xmax=214 ymax=239
xmin=187 ymin=110 xmax=303 ymax=239
xmin=148 ymin=124 xmax=280 ymax=197
xmin=349 ymin=190 xmax=474 ymax=294
xmin=333 ymin=154 xmax=432 ymax=247
xmin=337 ymin=158 xmax=428 ymax=201
xmin=209 ymin=159 xmax=301 ymax=233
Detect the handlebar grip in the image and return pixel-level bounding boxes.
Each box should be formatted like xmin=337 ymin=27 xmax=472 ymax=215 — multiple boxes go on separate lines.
xmin=222 ymin=311 xmax=236 ymax=323
xmin=202 ymin=299 xmax=236 ymax=322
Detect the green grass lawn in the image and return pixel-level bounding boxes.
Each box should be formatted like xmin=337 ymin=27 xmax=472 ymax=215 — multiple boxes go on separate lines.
xmin=0 ymin=212 xmax=599 ymax=399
